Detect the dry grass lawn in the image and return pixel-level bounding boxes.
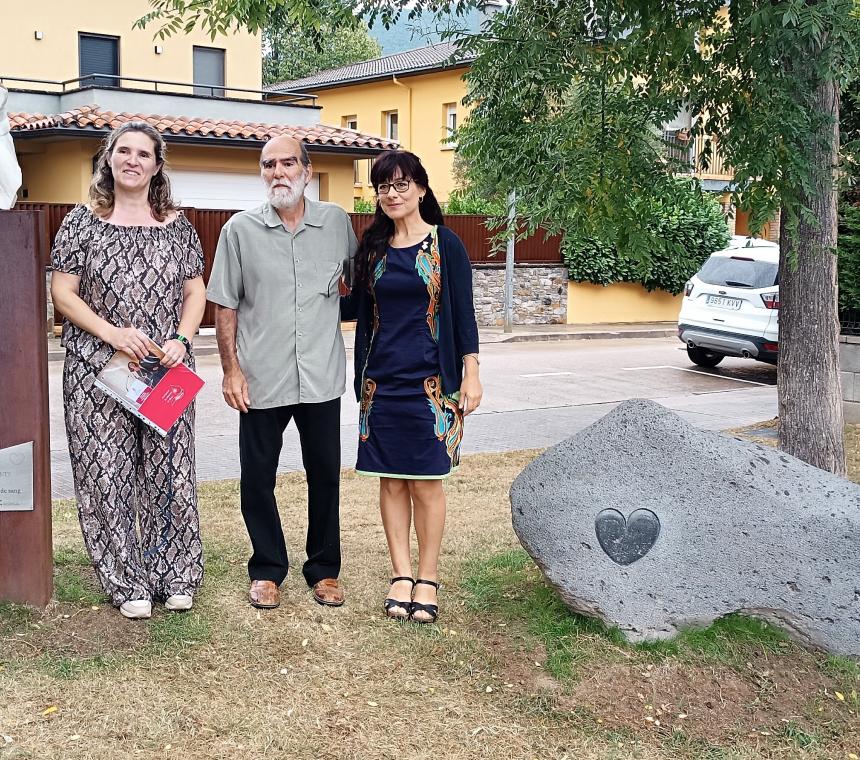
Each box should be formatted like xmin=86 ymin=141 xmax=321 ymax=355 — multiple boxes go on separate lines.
xmin=0 ymin=429 xmax=858 ymax=760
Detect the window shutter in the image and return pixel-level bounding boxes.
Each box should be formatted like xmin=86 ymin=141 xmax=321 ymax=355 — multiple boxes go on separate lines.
xmin=193 ymin=47 xmax=225 ymax=97
xmin=79 ymin=35 xmax=119 ymax=87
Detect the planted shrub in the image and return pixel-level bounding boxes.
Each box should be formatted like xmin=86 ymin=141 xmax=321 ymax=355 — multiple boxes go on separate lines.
xmin=563 ymin=183 xmax=730 ymax=294
xmin=838 ymin=202 xmax=860 ymax=311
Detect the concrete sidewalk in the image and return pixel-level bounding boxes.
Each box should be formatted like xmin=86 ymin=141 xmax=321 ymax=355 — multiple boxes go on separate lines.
xmin=46 ymin=322 xmax=678 ymax=361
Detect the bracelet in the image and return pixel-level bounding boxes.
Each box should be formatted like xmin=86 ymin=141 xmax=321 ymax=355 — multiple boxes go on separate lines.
xmin=463 ymin=353 xmax=480 ymax=366
xmin=170 ymin=332 xmax=191 ymax=350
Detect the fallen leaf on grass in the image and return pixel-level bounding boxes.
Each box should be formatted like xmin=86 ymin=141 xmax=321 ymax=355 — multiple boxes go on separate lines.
xmin=41 ymin=706 xmax=58 ymax=716
xmin=835 ymin=691 xmax=845 ymax=702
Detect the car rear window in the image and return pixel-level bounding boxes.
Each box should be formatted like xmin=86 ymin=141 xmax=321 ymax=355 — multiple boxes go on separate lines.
xmin=697 ymin=255 xmax=779 ymax=289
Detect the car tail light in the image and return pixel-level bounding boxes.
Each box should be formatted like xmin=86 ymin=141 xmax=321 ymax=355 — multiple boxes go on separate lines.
xmin=763 ymin=342 xmax=779 ymax=352
xmin=684 ymin=281 xmax=694 ymax=296
xmin=761 ymin=292 xmax=780 ymax=309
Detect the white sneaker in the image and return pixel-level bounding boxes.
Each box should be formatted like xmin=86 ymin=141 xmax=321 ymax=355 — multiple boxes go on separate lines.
xmin=119 ymin=600 xmax=152 ymax=619
xmin=164 ymin=594 xmax=193 ymax=611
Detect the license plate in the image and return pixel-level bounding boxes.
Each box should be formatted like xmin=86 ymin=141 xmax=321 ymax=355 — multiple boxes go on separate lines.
xmin=706 ymin=295 xmax=742 ymax=310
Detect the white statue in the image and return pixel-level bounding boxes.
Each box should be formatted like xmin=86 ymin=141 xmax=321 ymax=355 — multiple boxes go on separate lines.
xmin=0 ymin=86 xmax=23 ymax=209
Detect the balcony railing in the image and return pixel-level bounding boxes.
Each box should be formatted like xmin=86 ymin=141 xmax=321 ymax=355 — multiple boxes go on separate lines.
xmin=663 ymin=129 xmax=734 ymax=181
xmin=692 ymin=132 xmax=733 ymax=180
xmin=0 ymin=74 xmax=316 ymax=104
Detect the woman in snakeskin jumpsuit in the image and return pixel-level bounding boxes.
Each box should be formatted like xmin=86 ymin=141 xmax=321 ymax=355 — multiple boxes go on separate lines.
xmin=50 ymin=122 xmax=207 ymax=620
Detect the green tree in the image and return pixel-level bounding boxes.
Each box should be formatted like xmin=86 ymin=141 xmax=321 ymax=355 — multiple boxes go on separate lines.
xmin=451 ymin=0 xmax=859 ymax=475
xmin=564 ymin=181 xmax=730 ymax=294
xmin=263 ymin=3 xmax=381 ymax=86
xmin=137 ymin=0 xmax=860 ymax=474
xmin=135 ymin=0 xmax=475 ymax=42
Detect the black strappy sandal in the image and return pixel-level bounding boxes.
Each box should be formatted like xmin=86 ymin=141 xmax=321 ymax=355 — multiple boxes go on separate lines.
xmin=410 ymin=579 xmax=439 ymax=624
xmin=383 ymin=576 xmax=414 ymax=620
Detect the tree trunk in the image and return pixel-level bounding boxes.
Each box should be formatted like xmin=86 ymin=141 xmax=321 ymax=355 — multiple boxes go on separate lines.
xmin=777 ymin=77 xmax=845 ymax=475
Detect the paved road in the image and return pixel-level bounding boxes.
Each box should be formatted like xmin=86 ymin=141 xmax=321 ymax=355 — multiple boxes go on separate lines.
xmin=48 ymin=336 xmax=777 ymax=498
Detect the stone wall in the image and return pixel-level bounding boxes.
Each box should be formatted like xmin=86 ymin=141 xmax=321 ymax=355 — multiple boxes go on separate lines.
xmin=841 ymin=335 xmax=860 ymax=424
xmin=472 ymin=265 xmax=568 ymax=326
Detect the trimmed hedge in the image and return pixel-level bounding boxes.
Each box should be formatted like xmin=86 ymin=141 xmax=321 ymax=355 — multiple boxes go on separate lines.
xmin=562 ymin=185 xmax=731 ymax=294
xmin=839 ymin=202 xmax=860 ymax=311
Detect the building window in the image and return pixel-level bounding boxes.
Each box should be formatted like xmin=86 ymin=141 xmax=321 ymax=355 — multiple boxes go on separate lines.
xmin=344 ymin=116 xmax=359 ymax=183
xmin=445 ymin=103 xmax=458 ymax=142
xmin=79 ymin=33 xmax=119 ymax=88
xmin=193 ymin=46 xmax=225 ymax=97
xmin=385 ymin=111 xmax=398 ymax=141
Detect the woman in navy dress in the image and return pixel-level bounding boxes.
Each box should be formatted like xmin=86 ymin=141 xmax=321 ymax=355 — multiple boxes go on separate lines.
xmin=348 ymin=150 xmax=482 ymax=623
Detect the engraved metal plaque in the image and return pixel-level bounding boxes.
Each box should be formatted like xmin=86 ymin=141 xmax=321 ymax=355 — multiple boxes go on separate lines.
xmin=0 ymin=441 xmax=34 ymax=511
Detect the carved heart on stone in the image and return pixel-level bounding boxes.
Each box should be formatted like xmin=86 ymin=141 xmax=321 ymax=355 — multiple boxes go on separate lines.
xmin=595 ymin=508 xmax=661 ymax=565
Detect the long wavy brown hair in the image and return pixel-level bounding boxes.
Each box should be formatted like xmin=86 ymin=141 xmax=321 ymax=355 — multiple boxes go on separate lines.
xmin=89 ymin=121 xmax=178 ymax=222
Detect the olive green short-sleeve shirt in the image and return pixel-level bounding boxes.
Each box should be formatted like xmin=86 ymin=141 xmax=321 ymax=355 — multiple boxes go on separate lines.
xmin=206 ymin=199 xmax=358 ymax=409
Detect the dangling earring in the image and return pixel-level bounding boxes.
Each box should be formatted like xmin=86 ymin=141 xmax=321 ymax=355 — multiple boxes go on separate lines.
xmin=419 ymin=195 xmax=425 ymax=203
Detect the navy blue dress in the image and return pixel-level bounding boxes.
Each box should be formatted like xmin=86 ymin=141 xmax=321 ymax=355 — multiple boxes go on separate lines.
xmin=356 ymin=230 xmax=464 ymax=478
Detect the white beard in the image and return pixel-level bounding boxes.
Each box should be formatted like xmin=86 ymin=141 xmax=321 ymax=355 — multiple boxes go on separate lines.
xmin=266 ymin=173 xmax=308 ymax=209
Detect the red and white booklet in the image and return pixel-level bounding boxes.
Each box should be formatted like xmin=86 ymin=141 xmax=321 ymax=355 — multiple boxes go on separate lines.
xmin=94 ymin=340 xmax=205 ymax=436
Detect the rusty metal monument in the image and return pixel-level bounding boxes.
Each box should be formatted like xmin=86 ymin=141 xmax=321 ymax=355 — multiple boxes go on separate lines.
xmin=0 ymin=85 xmax=53 ymax=607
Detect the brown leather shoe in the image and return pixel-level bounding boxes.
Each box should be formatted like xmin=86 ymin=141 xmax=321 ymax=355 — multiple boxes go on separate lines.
xmin=249 ymin=580 xmax=280 ymax=609
xmin=312 ymin=578 xmax=344 ymax=607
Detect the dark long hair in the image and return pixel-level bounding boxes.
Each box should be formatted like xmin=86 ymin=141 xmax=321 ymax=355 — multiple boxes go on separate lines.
xmin=355 ymin=150 xmax=445 ymax=292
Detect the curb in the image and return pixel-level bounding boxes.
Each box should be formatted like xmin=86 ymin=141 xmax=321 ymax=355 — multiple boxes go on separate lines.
xmin=489 ymin=328 xmax=677 ymax=343
xmin=47 ymin=346 xmax=222 ymax=362
xmin=46 ymin=327 xmax=676 ymax=362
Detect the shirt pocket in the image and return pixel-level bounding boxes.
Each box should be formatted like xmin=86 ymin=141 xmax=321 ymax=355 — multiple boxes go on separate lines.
xmin=315 ymin=260 xmax=343 ymax=297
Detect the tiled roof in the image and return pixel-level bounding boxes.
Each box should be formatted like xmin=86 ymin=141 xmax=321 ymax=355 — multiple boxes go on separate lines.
xmin=267 ymin=41 xmax=472 ymax=93
xmin=9 ymin=106 xmax=398 ymax=150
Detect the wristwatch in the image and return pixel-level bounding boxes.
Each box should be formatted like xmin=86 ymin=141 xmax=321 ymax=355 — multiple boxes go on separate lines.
xmin=170 ymin=332 xmax=191 ymax=350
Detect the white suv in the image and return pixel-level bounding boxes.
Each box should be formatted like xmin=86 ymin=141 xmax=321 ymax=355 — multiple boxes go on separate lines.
xmin=678 ymin=236 xmax=780 ymax=367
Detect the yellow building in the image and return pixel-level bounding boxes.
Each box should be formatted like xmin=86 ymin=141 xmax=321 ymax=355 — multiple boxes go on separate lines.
xmin=267 ymin=42 xmax=471 ymax=203
xmin=269 ymin=42 xmax=768 ymax=325
xmin=2 ymin=1 xmax=395 ymax=211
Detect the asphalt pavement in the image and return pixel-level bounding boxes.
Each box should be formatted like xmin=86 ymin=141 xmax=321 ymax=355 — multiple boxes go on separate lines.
xmin=46 ymin=323 xmax=778 ymax=499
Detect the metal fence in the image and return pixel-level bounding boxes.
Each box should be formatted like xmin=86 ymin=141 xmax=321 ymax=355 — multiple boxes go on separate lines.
xmin=841 ymin=309 xmax=860 ymax=336
xmin=22 ymin=203 xmax=564 ymax=328
xmin=350 ymin=213 xmax=563 ymax=264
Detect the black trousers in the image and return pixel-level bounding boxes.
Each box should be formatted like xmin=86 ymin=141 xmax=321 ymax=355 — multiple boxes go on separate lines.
xmin=239 ymin=398 xmax=341 ymax=587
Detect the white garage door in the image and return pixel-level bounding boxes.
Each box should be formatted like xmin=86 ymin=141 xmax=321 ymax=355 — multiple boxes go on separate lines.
xmin=170 ymin=169 xmax=320 ymax=210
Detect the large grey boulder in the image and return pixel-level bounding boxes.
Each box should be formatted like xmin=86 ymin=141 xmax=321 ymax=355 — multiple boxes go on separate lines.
xmin=510 ymin=398 xmax=860 ymax=656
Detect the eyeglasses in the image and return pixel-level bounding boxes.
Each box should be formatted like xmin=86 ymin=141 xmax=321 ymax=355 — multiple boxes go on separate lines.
xmin=376 ymin=179 xmax=411 ymax=195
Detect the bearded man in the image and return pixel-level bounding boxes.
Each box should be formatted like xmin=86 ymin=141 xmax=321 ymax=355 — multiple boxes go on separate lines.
xmin=207 ymin=135 xmax=358 ymax=610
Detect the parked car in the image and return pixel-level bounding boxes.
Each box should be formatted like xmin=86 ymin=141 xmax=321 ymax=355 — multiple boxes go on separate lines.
xmin=678 ymin=236 xmax=780 ymax=367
